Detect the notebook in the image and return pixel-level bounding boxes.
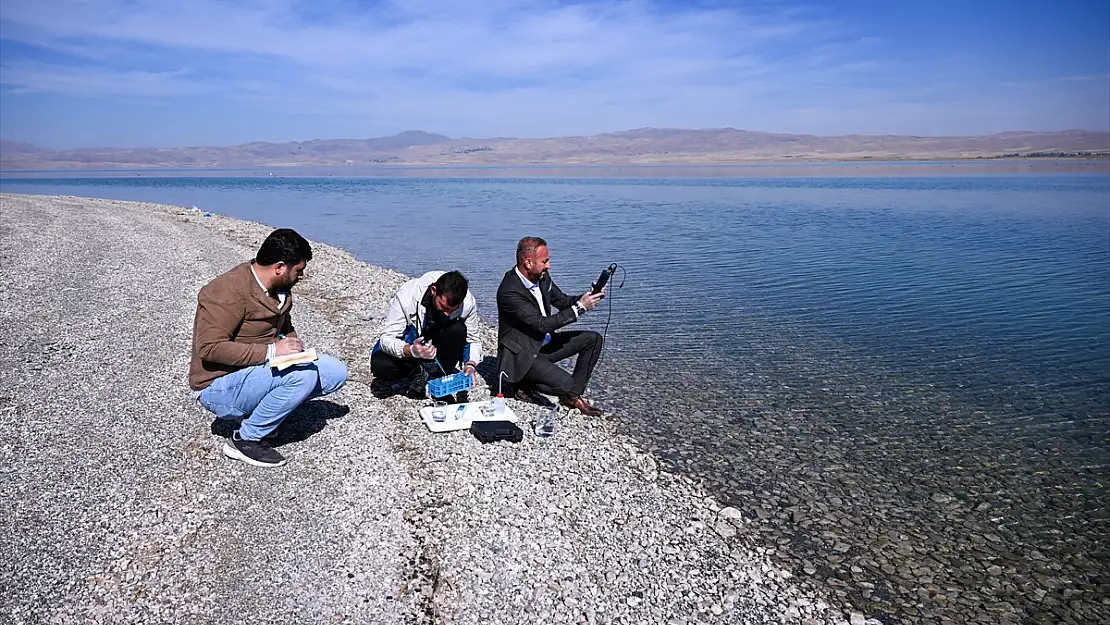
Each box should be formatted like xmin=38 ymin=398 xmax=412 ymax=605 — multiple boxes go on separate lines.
xmin=268 ymin=347 xmax=318 ymax=371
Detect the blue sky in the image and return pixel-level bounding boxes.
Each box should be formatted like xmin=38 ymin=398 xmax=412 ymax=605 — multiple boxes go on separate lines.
xmin=1 ymin=0 xmax=1107 ymax=148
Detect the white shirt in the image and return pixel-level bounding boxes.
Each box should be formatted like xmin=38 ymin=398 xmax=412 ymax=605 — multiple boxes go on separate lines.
xmin=250 ymin=264 xmax=286 ymax=308
xmin=515 ymin=268 xmax=581 ymax=350
xmin=515 ymin=267 xmax=581 ymax=320
xmin=251 ymin=264 xmax=286 ymax=361
xmin=515 ymin=267 xmax=547 ymax=316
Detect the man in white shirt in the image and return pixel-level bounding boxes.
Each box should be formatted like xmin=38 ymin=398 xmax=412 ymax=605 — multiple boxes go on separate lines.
xmin=371 ymin=270 xmax=482 ymax=402
xmin=495 ymin=237 xmax=605 ymax=416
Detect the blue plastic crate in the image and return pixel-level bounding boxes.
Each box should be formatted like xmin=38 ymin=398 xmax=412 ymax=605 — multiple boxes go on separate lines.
xmin=427 ymin=372 xmax=473 ymax=397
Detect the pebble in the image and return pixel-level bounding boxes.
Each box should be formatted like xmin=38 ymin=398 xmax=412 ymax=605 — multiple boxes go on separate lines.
xmin=714 ymin=523 xmax=737 ymax=539
xmin=718 ymin=507 xmax=744 ymax=524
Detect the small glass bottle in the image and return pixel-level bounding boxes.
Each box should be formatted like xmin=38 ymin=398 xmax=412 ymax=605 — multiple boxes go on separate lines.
xmin=431 ymin=401 xmax=447 ymax=423
xmin=534 ymin=404 xmax=557 ymax=437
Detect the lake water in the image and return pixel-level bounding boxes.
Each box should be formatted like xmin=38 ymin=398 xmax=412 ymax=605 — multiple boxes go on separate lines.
xmin=3 ymin=168 xmax=1108 ymax=621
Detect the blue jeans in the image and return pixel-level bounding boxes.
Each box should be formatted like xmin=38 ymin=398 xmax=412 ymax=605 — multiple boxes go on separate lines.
xmin=198 ymin=353 xmax=348 ymax=440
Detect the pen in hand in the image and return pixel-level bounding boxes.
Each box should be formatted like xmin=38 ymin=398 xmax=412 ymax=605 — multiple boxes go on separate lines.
xmin=275 ymin=333 xmax=304 ymax=356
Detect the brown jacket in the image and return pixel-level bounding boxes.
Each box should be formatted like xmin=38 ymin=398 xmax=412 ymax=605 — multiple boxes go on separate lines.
xmin=189 ymin=262 xmax=297 ymax=390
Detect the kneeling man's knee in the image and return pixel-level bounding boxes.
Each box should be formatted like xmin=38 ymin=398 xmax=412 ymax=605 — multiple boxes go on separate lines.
xmin=317 ymin=354 xmax=348 ymax=394
xmin=441 ymin=321 xmax=468 ymax=342
xmin=283 ymin=364 xmax=320 ymax=385
xmin=553 ymin=378 xmax=573 ymax=396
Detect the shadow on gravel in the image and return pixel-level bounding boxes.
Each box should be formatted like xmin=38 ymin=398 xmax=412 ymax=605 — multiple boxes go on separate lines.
xmin=369 ymin=378 xmax=410 ymax=400
xmin=208 ymin=400 xmax=350 ymax=446
xmin=365 ymin=356 xmax=559 ymax=410
xmin=474 ymin=355 xmax=500 ymax=390
xmin=369 ymin=356 xmax=505 ymax=400
xmin=474 ymin=356 xmax=562 ymax=408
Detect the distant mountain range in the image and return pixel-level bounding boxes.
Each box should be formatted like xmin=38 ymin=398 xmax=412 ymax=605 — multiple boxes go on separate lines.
xmin=2 ymin=128 xmax=1107 ymax=170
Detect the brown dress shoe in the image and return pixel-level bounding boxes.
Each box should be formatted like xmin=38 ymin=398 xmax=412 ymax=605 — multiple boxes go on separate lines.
xmin=560 ymin=393 xmax=602 ymax=416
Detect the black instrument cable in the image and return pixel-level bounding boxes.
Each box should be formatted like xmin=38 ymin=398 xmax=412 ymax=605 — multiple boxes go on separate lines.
xmin=595 ymin=263 xmax=626 ymax=367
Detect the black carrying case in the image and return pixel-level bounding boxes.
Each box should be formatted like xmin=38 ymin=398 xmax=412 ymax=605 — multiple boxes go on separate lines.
xmin=470 ymin=420 xmax=524 ymax=443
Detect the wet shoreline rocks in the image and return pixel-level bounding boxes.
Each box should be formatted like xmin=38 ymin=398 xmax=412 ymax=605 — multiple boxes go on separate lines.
xmin=591 ymin=358 xmax=1110 ymax=624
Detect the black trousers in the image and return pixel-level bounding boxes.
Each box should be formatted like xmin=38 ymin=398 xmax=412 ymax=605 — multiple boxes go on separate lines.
xmin=521 ymin=330 xmax=603 ymax=398
xmin=370 ymin=319 xmax=468 ymax=381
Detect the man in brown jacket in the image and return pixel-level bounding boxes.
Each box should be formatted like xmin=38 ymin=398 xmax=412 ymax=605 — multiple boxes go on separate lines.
xmin=190 ymin=228 xmax=348 ymax=467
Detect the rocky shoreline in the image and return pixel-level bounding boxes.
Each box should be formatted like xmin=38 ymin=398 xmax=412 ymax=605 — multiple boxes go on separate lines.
xmin=1 ymin=194 xmax=856 ymax=625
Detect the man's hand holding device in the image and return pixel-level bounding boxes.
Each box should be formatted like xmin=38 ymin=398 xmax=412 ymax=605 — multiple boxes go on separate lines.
xmin=577 ymin=263 xmax=616 ymax=312
xmin=592 ymin=264 xmax=616 ymax=295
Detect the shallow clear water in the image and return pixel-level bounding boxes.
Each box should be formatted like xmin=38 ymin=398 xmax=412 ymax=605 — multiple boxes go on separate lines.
xmin=5 ymin=170 xmax=1109 ymax=619
xmin=4 ymin=174 xmax=1106 ymax=431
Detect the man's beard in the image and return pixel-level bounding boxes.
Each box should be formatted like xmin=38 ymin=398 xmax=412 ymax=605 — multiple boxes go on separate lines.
xmin=273 ymin=274 xmax=297 ymax=292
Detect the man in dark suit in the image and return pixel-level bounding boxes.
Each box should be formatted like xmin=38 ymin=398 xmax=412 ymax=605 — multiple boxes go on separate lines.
xmin=496 ymin=236 xmax=606 ymax=416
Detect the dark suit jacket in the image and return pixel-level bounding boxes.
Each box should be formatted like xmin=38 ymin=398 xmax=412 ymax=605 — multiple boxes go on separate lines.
xmin=496 ymin=268 xmax=583 ymax=383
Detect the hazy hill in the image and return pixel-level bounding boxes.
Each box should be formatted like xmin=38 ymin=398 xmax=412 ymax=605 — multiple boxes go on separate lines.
xmin=2 ymin=128 xmax=1107 ymax=170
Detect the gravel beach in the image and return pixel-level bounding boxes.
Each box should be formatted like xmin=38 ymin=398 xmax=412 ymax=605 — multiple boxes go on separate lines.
xmin=0 ymin=194 xmax=851 ymax=625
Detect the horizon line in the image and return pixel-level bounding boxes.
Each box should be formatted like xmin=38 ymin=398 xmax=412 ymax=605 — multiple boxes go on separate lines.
xmin=3 ymin=126 xmax=1109 ymax=152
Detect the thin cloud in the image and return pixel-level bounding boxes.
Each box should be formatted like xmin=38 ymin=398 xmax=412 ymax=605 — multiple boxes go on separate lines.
xmin=0 ymin=61 xmax=207 ymax=97
xmin=0 ymin=0 xmax=841 ymax=93
xmin=1 ymin=0 xmax=1106 ymax=145
xmin=1060 ymin=73 xmax=1110 ymax=82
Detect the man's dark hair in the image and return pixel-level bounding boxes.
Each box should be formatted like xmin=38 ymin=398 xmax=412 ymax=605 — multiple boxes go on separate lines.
xmin=516 ymin=236 xmax=547 ymax=266
xmin=256 ymin=228 xmax=313 ymax=266
xmin=434 ymin=271 xmax=469 ymax=307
